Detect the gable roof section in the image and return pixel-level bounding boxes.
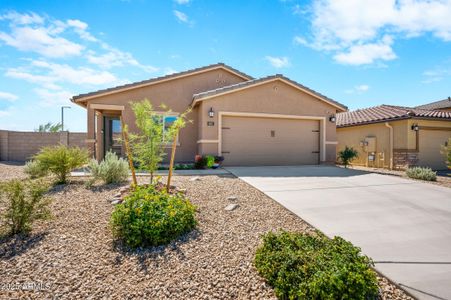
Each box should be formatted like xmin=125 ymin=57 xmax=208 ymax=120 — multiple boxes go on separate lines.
xmin=416 ymin=97 xmax=451 ymax=110
xmin=337 ymin=104 xmax=451 ymax=127
xmin=191 ymin=74 xmax=348 ymax=111
xmin=71 ymin=63 xmax=253 ymax=104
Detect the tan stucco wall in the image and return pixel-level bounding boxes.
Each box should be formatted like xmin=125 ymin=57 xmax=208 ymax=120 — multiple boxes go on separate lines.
xmin=83 ymin=68 xmax=246 ymax=161
xmin=337 ymin=120 xmax=408 ymax=168
xmin=197 ymin=80 xmax=341 ymax=163
xmin=337 ymin=118 xmax=451 ymax=169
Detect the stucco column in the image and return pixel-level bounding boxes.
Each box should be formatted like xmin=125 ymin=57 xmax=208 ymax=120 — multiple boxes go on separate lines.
xmin=0 ymin=130 xmax=9 ymax=161
xmin=96 ymin=111 xmax=104 ymax=160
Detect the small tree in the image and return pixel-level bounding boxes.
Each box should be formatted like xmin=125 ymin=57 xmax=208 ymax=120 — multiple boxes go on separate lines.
xmin=129 ymin=99 xmax=167 ymax=183
xmin=165 ymin=106 xmax=192 ymax=192
xmin=338 ymin=146 xmax=359 ymax=168
xmin=441 ymin=138 xmax=451 ymax=169
xmin=35 ymin=122 xmax=62 ymax=132
xmin=33 ymin=145 xmax=89 ymax=184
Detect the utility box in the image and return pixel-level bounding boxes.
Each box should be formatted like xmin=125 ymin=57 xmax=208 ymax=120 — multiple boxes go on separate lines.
xmin=364 ymin=137 xmax=376 ymax=152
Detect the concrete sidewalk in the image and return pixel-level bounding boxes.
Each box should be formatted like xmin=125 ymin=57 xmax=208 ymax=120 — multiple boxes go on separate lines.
xmin=227 ymin=165 xmax=451 ymax=300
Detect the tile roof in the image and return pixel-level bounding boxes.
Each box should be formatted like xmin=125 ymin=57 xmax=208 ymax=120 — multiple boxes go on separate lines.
xmin=415 ymin=97 xmax=451 ymax=110
xmin=71 ymin=63 xmax=253 ymax=102
xmin=337 ymin=104 xmax=451 ymax=127
xmin=192 ymin=74 xmax=348 ymax=111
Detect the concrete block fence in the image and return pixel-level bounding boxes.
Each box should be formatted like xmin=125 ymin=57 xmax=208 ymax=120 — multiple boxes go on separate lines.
xmin=0 ymin=130 xmax=87 ymax=162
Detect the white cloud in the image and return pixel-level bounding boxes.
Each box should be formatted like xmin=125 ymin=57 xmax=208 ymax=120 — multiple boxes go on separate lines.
xmin=0 ymin=11 xmax=44 ymax=25
xmin=422 ymin=66 xmax=451 ymax=83
xmin=34 ymin=88 xmax=75 ymax=107
xmin=0 ymin=91 xmax=18 ymax=102
xmin=345 ymin=84 xmax=370 ymax=94
xmin=5 ymin=67 xmax=61 ymax=90
xmin=0 ymin=109 xmax=12 ymax=117
xmin=163 ymin=67 xmax=177 ymax=75
xmin=67 ymin=19 xmax=97 ymax=42
xmin=87 ymin=45 xmax=158 ymax=72
xmin=174 ymin=10 xmax=189 ymax=23
xmin=174 ymin=0 xmax=190 ymax=4
xmin=297 ymin=0 xmax=451 ymax=65
xmin=334 ymin=36 xmax=397 ymax=65
xmin=0 ymin=26 xmax=84 ymax=58
xmin=265 ymin=56 xmax=290 ymax=68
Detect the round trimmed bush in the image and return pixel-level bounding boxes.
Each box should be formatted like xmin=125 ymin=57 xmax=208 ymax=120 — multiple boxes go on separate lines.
xmin=255 ymin=231 xmax=379 ymax=299
xmin=111 ymin=184 xmax=196 ymax=248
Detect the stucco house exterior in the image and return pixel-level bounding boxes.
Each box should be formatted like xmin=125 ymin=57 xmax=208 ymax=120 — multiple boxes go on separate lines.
xmin=336 ymin=105 xmax=451 ymax=170
xmin=71 ymin=63 xmax=347 ymax=166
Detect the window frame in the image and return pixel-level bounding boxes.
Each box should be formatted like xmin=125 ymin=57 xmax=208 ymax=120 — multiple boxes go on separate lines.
xmin=155 ymin=112 xmax=180 ymax=147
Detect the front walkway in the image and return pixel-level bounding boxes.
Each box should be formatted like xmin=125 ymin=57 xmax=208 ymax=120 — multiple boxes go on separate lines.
xmin=226 ymin=165 xmax=451 ymax=300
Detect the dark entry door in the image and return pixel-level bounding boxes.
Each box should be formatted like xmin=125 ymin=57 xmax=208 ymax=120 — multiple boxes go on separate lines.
xmin=104 ymin=116 xmax=122 ymax=157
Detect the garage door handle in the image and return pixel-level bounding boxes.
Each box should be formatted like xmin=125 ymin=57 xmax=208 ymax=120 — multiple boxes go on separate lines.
xmin=222 ymin=127 xmax=230 ymax=130
xmin=222 ymin=151 xmax=230 ymax=154
xmin=312 ymin=151 xmax=320 ymax=154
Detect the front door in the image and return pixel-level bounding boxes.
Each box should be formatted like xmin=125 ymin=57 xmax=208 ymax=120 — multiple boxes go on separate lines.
xmin=104 ymin=116 xmax=122 ymax=158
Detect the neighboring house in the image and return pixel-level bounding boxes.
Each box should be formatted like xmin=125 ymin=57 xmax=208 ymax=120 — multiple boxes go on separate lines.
xmin=337 ymin=105 xmax=451 ymax=170
xmin=416 ymin=97 xmax=451 ymax=112
xmin=71 ymin=63 xmax=347 ymax=166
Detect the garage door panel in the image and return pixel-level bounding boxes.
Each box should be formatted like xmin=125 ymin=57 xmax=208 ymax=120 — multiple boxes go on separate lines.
xmin=418 ymin=130 xmax=450 ymax=170
xmin=222 ymin=116 xmax=319 ymax=166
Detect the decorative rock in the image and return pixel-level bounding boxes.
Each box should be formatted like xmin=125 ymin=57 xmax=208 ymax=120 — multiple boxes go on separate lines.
xmin=111 ymin=200 xmax=122 ymax=205
xmin=178 ymin=188 xmax=187 ymax=194
xmin=114 ymin=192 xmax=122 ymax=198
xmin=119 ymin=186 xmax=129 ymax=193
xmin=224 ymin=204 xmax=239 ymax=211
xmin=227 ymin=196 xmax=238 ymax=201
xmin=190 ymin=176 xmax=201 ymax=182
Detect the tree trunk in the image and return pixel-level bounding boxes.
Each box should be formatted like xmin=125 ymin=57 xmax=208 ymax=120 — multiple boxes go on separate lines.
xmin=167 ymin=131 xmax=178 ymax=193
xmin=120 ymin=118 xmax=137 ymax=188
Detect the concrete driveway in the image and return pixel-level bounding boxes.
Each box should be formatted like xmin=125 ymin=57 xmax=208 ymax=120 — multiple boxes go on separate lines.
xmin=226 ymin=165 xmax=451 ymax=300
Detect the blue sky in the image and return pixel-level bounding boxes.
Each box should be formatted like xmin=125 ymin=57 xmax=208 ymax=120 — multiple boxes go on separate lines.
xmin=0 ymin=0 xmax=450 ymax=132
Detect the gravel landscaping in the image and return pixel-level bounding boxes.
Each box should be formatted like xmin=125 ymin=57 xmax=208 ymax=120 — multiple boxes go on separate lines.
xmin=0 ymin=164 xmax=413 ymax=299
xmin=346 ymin=165 xmax=451 ymax=188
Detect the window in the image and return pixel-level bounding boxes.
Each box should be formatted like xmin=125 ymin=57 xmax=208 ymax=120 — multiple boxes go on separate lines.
xmin=154 ymin=113 xmax=179 ymax=145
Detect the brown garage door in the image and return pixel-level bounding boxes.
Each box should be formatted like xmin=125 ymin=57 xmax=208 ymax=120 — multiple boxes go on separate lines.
xmin=418 ymin=130 xmax=450 ymax=170
xmin=221 ymin=116 xmax=320 ymax=166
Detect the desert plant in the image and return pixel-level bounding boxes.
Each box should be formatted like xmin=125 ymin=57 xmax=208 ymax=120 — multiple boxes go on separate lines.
xmin=35 ymin=122 xmax=62 ymax=132
xmin=255 ymin=231 xmax=379 ymax=299
xmin=89 ymin=151 xmax=130 ymax=184
xmin=111 ymin=184 xmax=196 ymax=248
xmin=406 ymin=166 xmax=437 ymax=181
xmin=441 ymin=138 xmax=451 ymax=169
xmin=24 ymin=160 xmax=48 ymax=179
xmin=0 ymin=179 xmax=51 ymax=236
xmin=338 ymin=146 xmax=359 ymax=168
xmin=129 ymin=99 xmax=167 ymax=183
xmin=194 ymin=155 xmax=207 ymax=169
xmin=205 ymin=155 xmax=215 ymax=168
xmin=33 ymin=144 xmax=89 ymax=184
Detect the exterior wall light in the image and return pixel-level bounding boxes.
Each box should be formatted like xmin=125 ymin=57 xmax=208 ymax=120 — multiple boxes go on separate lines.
xmin=411 ymin=124 xmax=419 ymax=131
xmin=208 ymin=107 xmax=215 ymax=118
xmin=329 ymin=115 xmax=336 ymax=123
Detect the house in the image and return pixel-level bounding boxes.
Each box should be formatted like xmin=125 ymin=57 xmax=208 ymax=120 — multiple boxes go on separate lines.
xmin=336 ymin=105 xmax=451 ymax=170
xmin=416 ymin=96 xmax=451 ymax=112
xmin=71 ymin=63 xmax=347 ymax=166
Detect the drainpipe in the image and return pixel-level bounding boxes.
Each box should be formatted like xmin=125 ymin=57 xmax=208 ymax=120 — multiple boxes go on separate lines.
xmin=385 ymin=122 xmax=393 ymax=170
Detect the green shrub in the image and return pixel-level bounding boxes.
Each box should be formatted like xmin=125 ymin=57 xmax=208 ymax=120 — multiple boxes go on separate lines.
xmin=0 ymin=179 xmax=51 ymax=236
xmin=89 ymin=151 xmax=129 ymax=184
xmin=111 ymin=184 xmax=196 ymax=248
xmin=406 ymin=166 xmax=437 ymax=181
xmin=338 ymin=146 xmax=359 ymax=168
xmin=194 ymin=155 xmax=207 ymax=169
xmin=441 ymin=137 xmax=451 ymax=169
xmin=205 ymin=155 xmax=215 ymax=168
xmin=255 ymin=231 xmax=379 ymax=300
xmin=24 ymin=160 xmax=48 ymax=179
xmin=33 ymin=145 xmax=89 ymax=184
